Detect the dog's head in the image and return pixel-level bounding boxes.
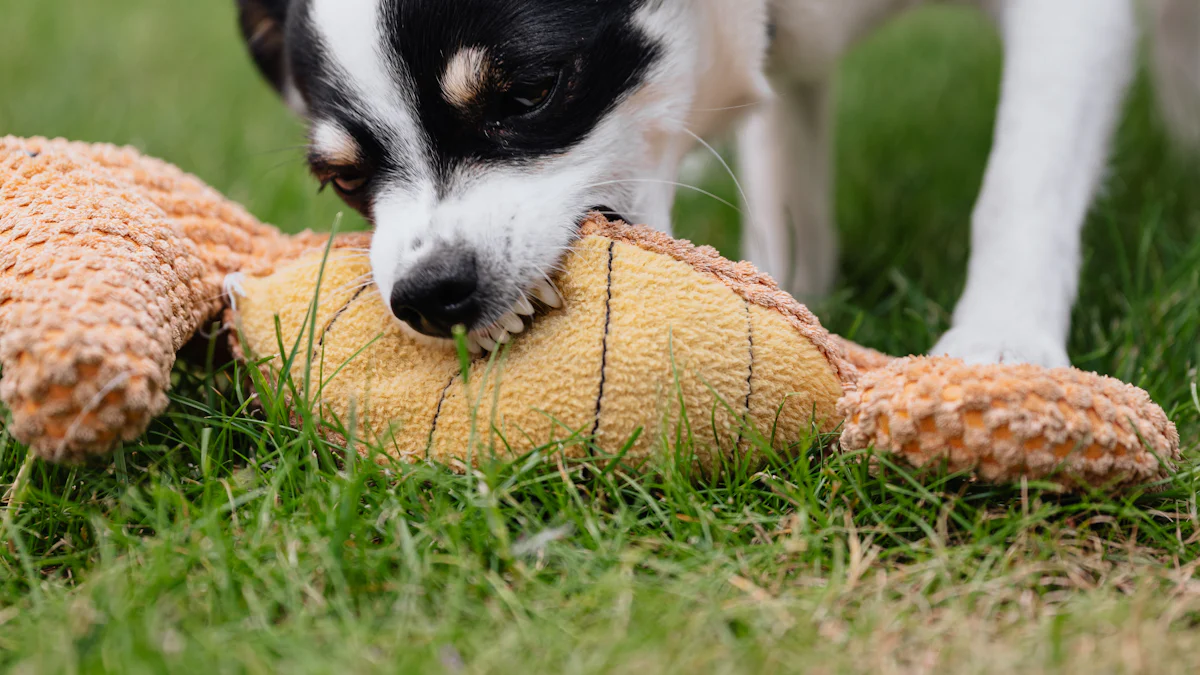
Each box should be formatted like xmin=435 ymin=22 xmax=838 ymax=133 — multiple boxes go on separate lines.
xmin=237 ymin=0 xmax=770 ymax=350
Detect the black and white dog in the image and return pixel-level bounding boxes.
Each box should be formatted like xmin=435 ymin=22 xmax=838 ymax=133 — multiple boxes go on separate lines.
xmin=235 ymin=0 xmax=1199 ymax=363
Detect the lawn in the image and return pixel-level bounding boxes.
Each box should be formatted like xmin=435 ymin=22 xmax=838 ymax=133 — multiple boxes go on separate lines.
xmin=3 ymin=2 xmax=1200 ymax=673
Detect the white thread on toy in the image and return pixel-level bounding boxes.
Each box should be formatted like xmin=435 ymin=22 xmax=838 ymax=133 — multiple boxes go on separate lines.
xmin=223 ymin=273 xmax=247 ymax=313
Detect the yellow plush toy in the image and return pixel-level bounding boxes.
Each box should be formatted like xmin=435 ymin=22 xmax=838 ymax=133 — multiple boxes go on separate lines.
xmin=231 ymin=218 xmax=849 ymax=470
xmin=0 ymin=137 xmax=1182 ymax=489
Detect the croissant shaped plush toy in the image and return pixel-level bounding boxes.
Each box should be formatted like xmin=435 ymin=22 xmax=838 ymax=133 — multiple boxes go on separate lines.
xmin=0 ymin=137 xmax=1181 ymax=490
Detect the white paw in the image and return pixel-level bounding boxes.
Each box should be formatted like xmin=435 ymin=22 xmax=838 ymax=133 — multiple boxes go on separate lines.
xmin=931 ymin=325 xmax=1070 ymax=368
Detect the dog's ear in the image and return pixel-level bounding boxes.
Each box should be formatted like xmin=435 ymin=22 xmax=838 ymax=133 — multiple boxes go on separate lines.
xmin=237 ymin=0 xmax=295 ymax=100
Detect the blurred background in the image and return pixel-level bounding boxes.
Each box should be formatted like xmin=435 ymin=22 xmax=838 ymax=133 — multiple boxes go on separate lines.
xmin=2 ymin=1 xmax=1199 ymax=407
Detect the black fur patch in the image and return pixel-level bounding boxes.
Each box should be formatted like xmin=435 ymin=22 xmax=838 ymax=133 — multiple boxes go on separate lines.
xmin=380 ymin=0 xmax=660 ymax=180
xmin=237 ymin=0 xmax=293 ymax=92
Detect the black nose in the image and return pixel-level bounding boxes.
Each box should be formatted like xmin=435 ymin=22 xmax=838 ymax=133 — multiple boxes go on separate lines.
xmin=389 ymin=248 xmax=482 ymax=338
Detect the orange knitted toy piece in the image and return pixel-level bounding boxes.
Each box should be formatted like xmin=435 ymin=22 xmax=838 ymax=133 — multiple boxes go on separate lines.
xmin=0 ymin=137 xmax=320 ymax=461
xmin=837 ymin=356 xmax=1181 ymax=488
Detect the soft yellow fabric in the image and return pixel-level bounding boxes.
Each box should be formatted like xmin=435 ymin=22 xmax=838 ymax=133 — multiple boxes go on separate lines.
xmin=236 ymin=233 xmax=847 ymax=471
xmin=746 ymin=304 xmax=845 ymax=450
xmin=430 ymin=235 xmax=611 ymax=465
xmin=597 ymin=240 xmax=751 ymax=465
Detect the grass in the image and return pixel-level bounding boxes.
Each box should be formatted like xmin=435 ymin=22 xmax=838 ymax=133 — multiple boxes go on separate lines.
xmin=3 ymin=2 xmax=1200 ymax=673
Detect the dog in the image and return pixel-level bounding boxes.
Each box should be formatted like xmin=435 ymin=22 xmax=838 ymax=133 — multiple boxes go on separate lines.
xmin=235 ymin=0 xmax=1200 ymax=362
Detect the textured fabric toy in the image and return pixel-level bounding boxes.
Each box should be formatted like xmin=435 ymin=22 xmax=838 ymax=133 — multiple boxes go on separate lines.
xmin=0 ymin=136 xmax=324 ymax=462
xmin=0 ymin=137 xmax=1182 ymax=489
xmin=231 ymin=218 xmax=850 ymax=470
xmin=838 ymin=355 xmax=1180 ymax=489
xmin=233 ymin=232 xmax=1181 ymax=486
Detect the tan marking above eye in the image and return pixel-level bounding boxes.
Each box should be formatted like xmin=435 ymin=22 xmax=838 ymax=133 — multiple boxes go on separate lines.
xmin=441 ymin=46 xmax=492 ymax=109
xmin=310 ymin=122 xmax=360 ymax=165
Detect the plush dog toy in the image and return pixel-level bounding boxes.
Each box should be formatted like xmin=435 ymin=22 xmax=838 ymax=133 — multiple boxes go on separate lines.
xmin=0 ymin=138 xmax=1181 ymax=488
xmin=231 ymin=218 xmax=850 ymax=471
xmin=0 ymin=136 xmax=325 ymax=461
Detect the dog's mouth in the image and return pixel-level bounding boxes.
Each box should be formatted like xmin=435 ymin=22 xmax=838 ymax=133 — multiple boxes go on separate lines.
xmin=461 ymin=206 xmax=626 ymax=353
xmin=459 ymin=278 xmax=564 ymax=354
xmin=401 ymin=206 xmax=624 ymax=354
xmin=397 ymin=277 xmax=564 ymax=354
xmin=590 ymin=205 xmax=628 ymax=223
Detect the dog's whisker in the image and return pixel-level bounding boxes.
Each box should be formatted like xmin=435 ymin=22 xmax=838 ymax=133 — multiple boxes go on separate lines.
xmin=681 ymin=127 xmax=749 ymax=214
xmin=581 ymin=179 xmax=741 ymax=213
xmin=280 ymin=253 xmax=371 ymax=272
xmin=262 ymin=156 xmax=310 ymax=177
xmin=676 ymin=126 xmax=774 ymax=257
xmin=323 ymin=274 xmax=376 ymax=295
xmin=688 ymin=101 xmax=765 ymax=113
xmin=250 ymin=144 xmax=313 ymax=157
xmin=584 ymin=208 xmax=658 ymax=223
xmin=325 ymin=281 xmax=375 ymax=297
xmin=513 ymin=289 xmax=536 ymax=316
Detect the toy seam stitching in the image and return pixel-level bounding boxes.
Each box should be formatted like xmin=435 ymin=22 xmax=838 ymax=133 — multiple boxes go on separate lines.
xmin=427 ymin=373 xmax=458 ymax=460
xmin=590 ymin=240 xmax=616 ymax=440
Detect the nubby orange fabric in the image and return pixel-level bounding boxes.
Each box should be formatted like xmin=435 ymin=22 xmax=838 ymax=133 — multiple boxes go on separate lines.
xmin=838 ymin=356 xmax=1181 ymax=488
xmin=0 ymin=137 xmax=319 ymax=460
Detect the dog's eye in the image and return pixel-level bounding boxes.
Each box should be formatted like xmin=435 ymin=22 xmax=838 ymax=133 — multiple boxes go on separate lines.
xmin=499 ymin=71 xmax=560 ymax=118
xmin=321 ymin=167 xmax=370 ymax=196
xmin=334 ymin=173 xmax=368 ymax=194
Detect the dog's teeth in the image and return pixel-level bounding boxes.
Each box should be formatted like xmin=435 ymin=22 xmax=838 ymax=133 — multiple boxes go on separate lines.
xmin=532 ymin=280 xmax=563 ymax=309
xmin=489 ymin=323 xmax=511 ymax=343
xmin=465 ymin=335 xmax=483 ymax=355
xmin=514 ymin=296 xmax=536 ymax=316
xmin=499 ymin=311 xmax=524 ymax=334
xmin=475 ymin=334 xmax=498 ymax=352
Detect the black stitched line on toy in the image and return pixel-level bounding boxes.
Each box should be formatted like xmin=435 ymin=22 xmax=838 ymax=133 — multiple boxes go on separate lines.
xmin=316 ymin=286 xmax=370 ymax=348
xmin=590 ymin=240 xmax=616 ymax=439
xmin=735 ymin=299 xmax=755 ymax=449
xmin=427 ymin=373 xmax=458 ymax=457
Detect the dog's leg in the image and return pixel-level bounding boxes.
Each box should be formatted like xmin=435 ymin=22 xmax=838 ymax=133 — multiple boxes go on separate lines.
xmin=932 ymin=0 xmax=1137 ymax=367
xmin=738 ymin=79 xmax=836 ymax=300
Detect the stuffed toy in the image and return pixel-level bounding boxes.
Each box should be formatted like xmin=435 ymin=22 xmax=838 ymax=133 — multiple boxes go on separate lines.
xmin=231 ymin=218 xmax=850 ymax=471
xmin=0 ymin=137 xmax=1182 ymax=489
xmin=0 ymin=136 xmax=325 ymax=461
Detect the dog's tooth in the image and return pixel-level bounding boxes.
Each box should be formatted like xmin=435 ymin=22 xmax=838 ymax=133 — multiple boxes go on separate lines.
xmin=476 ymin=334 xmax=498 ymax=352
xmin=465 ymin=335 xmax=483 ymax=355
xmin=489 ymin=323 xmax=511 ymax=343
xmin=499 ymin=311 xmax=524 ymax=334
xmin=513 ymin=296 xmax=536 ymax=316
xmin=532 ymin=280 xmax=563 ymax=308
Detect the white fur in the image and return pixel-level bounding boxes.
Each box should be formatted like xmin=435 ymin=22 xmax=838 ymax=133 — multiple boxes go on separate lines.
xmin=734 ymin=0 xmax=1167 ymax=367
xmin=365 ymin=57 xmax=698 ymax=342
xmin=705 ymin=0 xmax=1149 ymax=365
xmin=310 ymin=121 xmax=360 ymax=164
xmin=310 ymin=0 xmax=428 ymax=179
xmin=356 ymin=0 xmax=769 ymax=345
xmin=933 ymin=0 xmax=1137 ymax=366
